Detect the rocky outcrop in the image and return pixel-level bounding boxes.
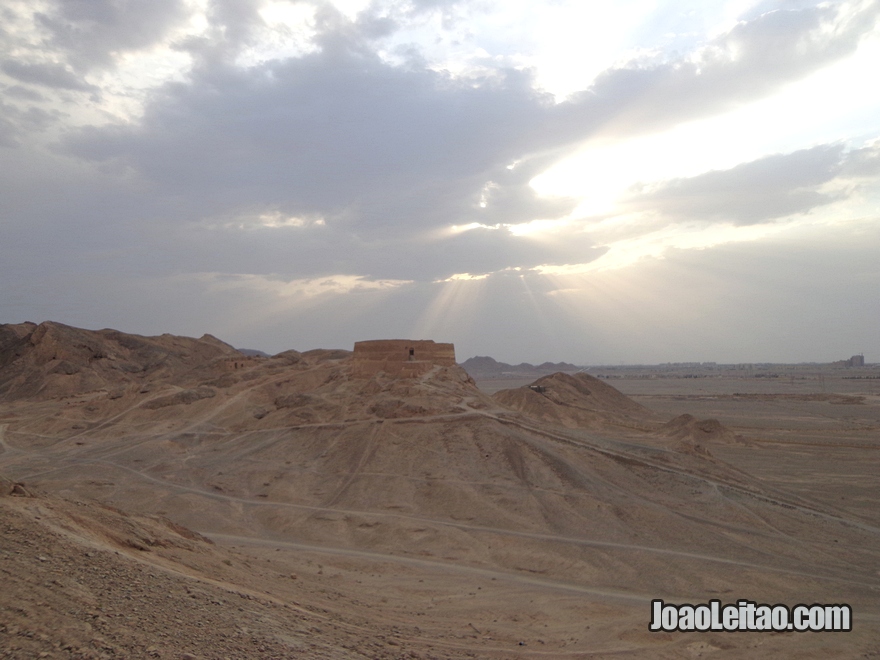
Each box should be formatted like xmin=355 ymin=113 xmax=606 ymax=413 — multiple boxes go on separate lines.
xmin=0 ymin=475 xmax=32 ymax=497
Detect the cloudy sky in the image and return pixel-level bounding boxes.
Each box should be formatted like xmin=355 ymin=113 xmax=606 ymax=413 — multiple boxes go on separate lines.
xmin=1 ymin=0 xmax=878 ymax=364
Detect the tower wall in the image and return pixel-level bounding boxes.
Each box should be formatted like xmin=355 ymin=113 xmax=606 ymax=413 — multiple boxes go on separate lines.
xmin=352 ymin=340 xmax=455 ymax=378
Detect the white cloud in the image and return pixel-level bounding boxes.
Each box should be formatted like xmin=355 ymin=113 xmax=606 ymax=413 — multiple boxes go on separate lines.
xmin=238 ymin=1 xmax=319 ymax=67
xmin=213 ymin=210 xmax=327 ymax=230
xmin=328 ymin=0 xmax=373 ymax=21
xmin=533 ymin=19 xmax=880 ymax=218
xmin=195 ymin=272 xmax=413 ymax=299
xmin=435 ymin=272 xmax=491 ymax=282
xmin=537 ymin=221 xmax=789 ymax=273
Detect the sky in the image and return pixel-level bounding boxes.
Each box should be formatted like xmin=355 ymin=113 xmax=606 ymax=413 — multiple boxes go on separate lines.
xmin=1 ymin=0 xmax=878 ymax=364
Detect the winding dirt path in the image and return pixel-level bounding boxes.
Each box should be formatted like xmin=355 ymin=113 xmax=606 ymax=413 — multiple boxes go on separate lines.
xmin=15 ymin=454 xmax=880 ymax=589
xmin=207 ymin=531 xmax=653 ymax=602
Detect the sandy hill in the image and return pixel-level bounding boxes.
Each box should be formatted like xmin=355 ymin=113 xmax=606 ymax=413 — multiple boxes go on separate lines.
xmin=492 ymin=371 xmax=659 ymax=431
xmin=660 ymin=413 xmax=745 ymax=455
xmin=0 ymin=321 xmax=242 ymax=401
xmin=1 ymin=322 xmax=879 ymax=657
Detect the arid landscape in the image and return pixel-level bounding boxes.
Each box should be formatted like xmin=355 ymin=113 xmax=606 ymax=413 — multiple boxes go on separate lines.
xmin=2 ymin=322 xmax=879 ymax=658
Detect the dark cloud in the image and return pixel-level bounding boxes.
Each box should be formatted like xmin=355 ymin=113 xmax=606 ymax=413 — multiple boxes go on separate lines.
xmin=0 ymin=117 xmax=18 ymax=147
xmin=207 ymin=0 xmax=265 ymax=42
xmin=44 ymin=0 xmax=878 ymax=288
xmin=147 ymin=216 xmax=603 ymax=284
xmin=354 ymin=13 xmax=399 ymax=40
xmin=33 ymin=0 xmax=190 ymax=70
xmin=841 ymin=144 xmax=880 ymax=178
xmin=624 ymin=145 xmax=848 ymax=224
xmin=349 ymin=226 xmax=604 ymax=281
xmin=2 ymin=85 xmax=47 ymax=101
xmin=58 ymin=0 xmax=876 ymax=239
xmin=0 ymin=60 xmax=97 ymax=91
xmin=0 ymin=98 xmax=67 ymax=146
xmin=61 ymin=48 xmax=556 ymax=237
xmin=176 ymin=0 xmax=268 ymax=63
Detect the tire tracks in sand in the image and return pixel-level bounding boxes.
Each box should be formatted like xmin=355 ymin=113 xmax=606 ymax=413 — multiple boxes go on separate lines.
xmin=17 ymin=455 xmax=880 ymax=590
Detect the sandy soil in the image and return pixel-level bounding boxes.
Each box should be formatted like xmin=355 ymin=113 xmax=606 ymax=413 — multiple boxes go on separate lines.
xmin=2 ymin=325 xmax=879 ymax=658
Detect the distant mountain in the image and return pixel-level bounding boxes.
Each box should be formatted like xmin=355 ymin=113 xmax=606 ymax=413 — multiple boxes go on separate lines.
xmin=459 ymin=355 xmax=582 ymax=378
xmin=237 ymin=348 xmax=271 ymax=357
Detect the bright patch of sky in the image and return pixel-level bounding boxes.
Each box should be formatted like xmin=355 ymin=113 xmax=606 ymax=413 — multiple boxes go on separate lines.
xmin=238 ymin=1 xmax=319 ymax=67
xmin=198 ymin=272 xmax=413 ymax=299
xmin=370 ymin=0 xmax=766 ymax=98
xmin=533 ymin=26 xmax=880 ymax=220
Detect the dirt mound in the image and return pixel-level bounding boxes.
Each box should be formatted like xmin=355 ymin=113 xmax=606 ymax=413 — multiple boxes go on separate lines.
xmin=661 ymin=413 xmax=741 ymax=443
xmin=658 ymin=414 xmax=746 ymax=457
xmin=0 ymin=321 xmax=242 ymax=400
xmin=492 ymin=371 xmax=657 ymax=429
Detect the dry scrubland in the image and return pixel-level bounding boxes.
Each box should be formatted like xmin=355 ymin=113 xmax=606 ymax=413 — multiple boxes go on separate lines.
xmin=1 ymin=322 xmax=879 ymax=658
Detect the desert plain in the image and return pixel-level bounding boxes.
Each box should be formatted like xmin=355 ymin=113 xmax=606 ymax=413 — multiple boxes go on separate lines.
xmin=1 ymin=322 xmax=879 ymax=659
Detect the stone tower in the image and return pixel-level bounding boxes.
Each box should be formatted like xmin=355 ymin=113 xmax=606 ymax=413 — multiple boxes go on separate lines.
xmin=352 ymin=340 xmax=456 ymax=378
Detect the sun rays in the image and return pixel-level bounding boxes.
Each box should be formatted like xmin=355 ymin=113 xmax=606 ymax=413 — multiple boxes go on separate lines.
xmin=412 ymin=276 xmax=489 ymax=339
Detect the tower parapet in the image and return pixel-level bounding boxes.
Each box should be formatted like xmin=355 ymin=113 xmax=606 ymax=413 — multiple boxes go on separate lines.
xmin=352 ymin=340 xmax=455 ymax=378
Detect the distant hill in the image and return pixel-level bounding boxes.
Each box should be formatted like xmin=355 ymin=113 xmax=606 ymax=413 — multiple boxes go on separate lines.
xmin=459 ymin=354 xmax=582 ymax=379
xmin=493 ymin=371 xmax=657 ymax=431
xmin=237 ymin=348 xmax=271 ymax=357
xmin=0 ymin=321 xmax=241 ymax=400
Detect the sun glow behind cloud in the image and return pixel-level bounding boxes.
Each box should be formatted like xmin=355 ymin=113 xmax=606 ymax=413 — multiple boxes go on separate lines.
xmin=239 ymin=1 xmax=319 ymax=66
xmin=436 ymin=272 xmax=492 ymax=282
xmin=532 ymin=27 xmax=880 ymax=223
xmin=537 ymin=221 xmax=789 ymax=274
xmin=197 ymin=272 xmax=411 ymax=299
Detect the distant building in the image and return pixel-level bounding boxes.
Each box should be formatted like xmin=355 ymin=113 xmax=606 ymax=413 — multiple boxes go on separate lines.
xmin=217 ymin=355 xmax=261 ymax=371
xmin=833 ymin=354 xmax=866 ymax=368
xmin=352 ymin=339 xmax=456 ymax=378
